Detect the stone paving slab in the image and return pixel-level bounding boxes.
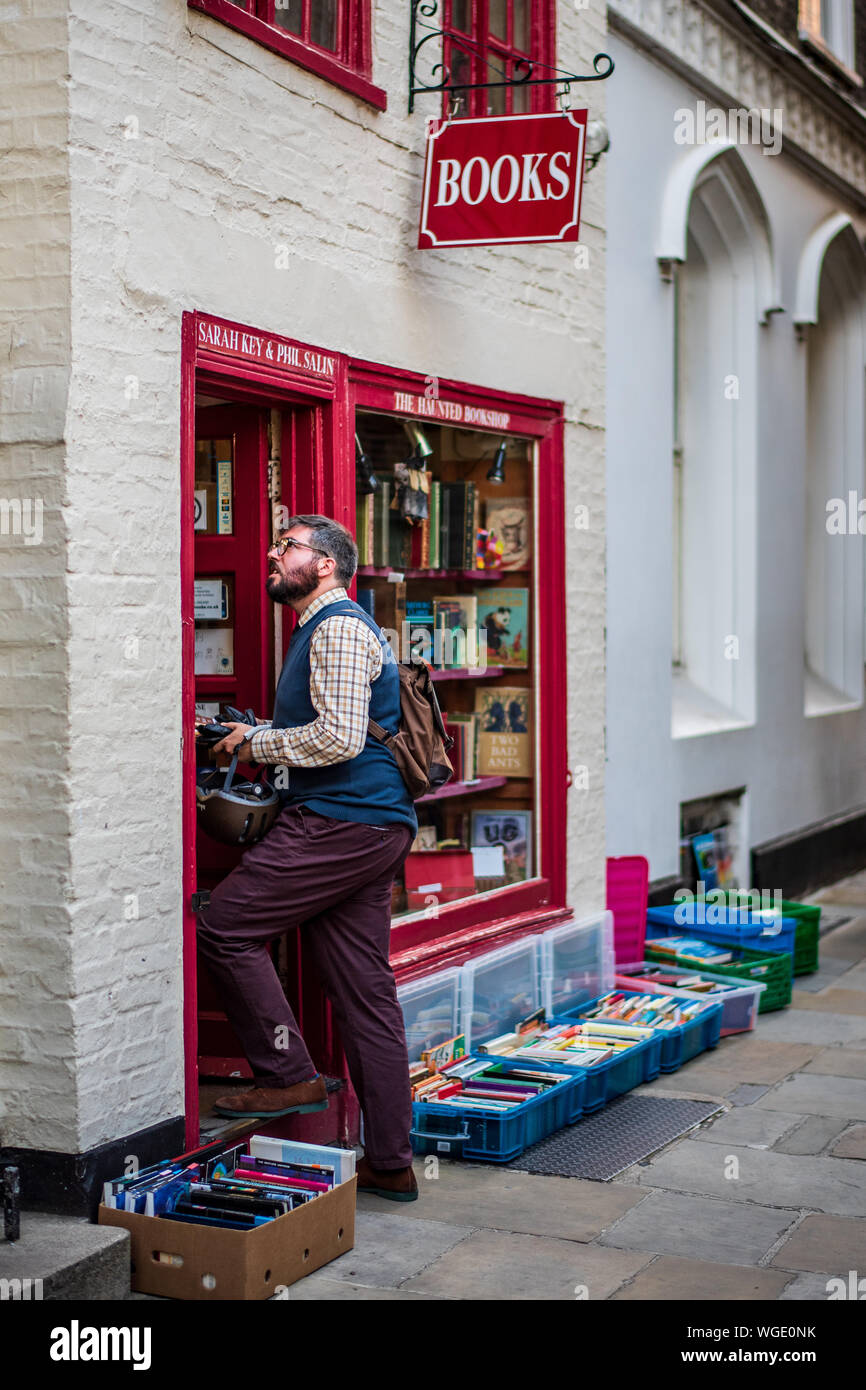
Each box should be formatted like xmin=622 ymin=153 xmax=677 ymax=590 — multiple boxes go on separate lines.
xmin=749 ymin=1009 xmax=866 ymax=1044
xmin=756 ymin=1074 xmax=866 ymax=1120
xmin=609 ymin=1255 xmax=792 ymax=1301
xmin=726 ymin=1083 xmax=771 ymax=1105
xmin=598 ymin=1190 xmax=798 ymax=1265
xmin=287 ymin=1277 xmax=448 ymax=1300
xmin=401 ymin=1228 xmax=653 ymax=1301
xmin=638 ymin=1039 xmax=818 ymax=1096
xmin=356 ymin=1162 xmax=647 ymax=1241
xmin=831 ymin=1125 xmax=866 ymax=1159
xmin=811 ymin=875 xmax=866 ymax=905
xmin=0 ymin=1214 xmax=130 ymax=1301
xmin=770 ymin=1214 xmax=866 ymax=1274
xmin=833 ymin=964 xmax=866 ymax=990
xmin=632 ymin=1139 xmax=866 ymax=1215
xmin=802 ymin=1047 xmax=866 ymax=1078
xmin=790 ymin=988 xmax=866 ymax=1015
xmin=773 ymin=1115 xmax=851 ymax=1155
xmin=692 ymin=1108 xmax=803 ymax=1149
xmin=298 ymin=1212 xmax=472 ymax=1289
xmin=818 ymin=917 xmax=866 ymax=960
xmin=791 ymin=958 xmax=855 ymax=993
xmin=778 ymin=1272 xmax=839 ymax=1300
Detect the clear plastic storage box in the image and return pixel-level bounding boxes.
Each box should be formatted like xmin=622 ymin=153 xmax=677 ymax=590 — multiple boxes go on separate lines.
xmin=459 ymin=937 xmax=541 ymax=1051
xmin=397 ymin=968 xmax=463 ymax=1066
xmin=539 ymin=910 xmax=615 ymax=1017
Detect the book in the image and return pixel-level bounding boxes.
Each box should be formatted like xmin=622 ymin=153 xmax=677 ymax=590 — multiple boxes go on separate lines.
xmin=406 ymin=599 xmax=435 ymax=664
xmin=647 ymin=936 xmax=734 ymax=966
xmin=356 ymin=587 xmax=376 ymax=619
xmin=429 ymin=481 xmax=440 ymax=569
xmin=433 ymin=594 xmax=479 ymax=668
xmin=355 ymin=495 xmax=373 ymax=565
xmin=476 ymin=587 xmax=529 ymax=668
xmin=373 ymin=480 xmax=391 ymax=568
xmin=474 ymin=686 xmax=531 ymax=778
xmin=485 ymin=497 xmax=531 ymax=570
xmin=464 ymin=481 xmax=477 ymax=570
xmin=471 ymin=809 xmax=532 ymax=881
xmin=248 ymin=1135 xmax=355 ymax=1185
xmin=376 ymin=580 xmax=406 ymax=642
xmin=388 ymin=511 xmax=412 ymax=570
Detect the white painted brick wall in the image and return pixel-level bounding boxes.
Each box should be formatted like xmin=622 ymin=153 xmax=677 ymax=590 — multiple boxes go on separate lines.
xmin=0 ymin=2 xmax=77 ymax=1152
xmin=3 ymin=0 xmax=608 ymax=1154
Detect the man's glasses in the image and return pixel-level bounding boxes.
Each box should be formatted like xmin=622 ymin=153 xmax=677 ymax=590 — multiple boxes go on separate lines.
xmin=270 ymin=536 xmax=330 ymax=558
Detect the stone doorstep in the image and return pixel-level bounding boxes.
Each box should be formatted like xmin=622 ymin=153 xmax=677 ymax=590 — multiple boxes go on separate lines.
xmin=0 ymin=1212 xmax=131 ymax=1301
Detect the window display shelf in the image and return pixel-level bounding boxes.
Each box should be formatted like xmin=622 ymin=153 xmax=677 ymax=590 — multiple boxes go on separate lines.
xmin=417 ymin=775 xmax=507 ymax=804
xmin=356 ymin=565 xmax=505 ymax=581
xmin=430 ymin=666 xmax=504 ymax=682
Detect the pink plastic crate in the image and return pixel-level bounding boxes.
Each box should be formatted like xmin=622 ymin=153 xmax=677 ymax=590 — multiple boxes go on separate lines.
xmin=606 ymin=856 xmax=649 ymax=966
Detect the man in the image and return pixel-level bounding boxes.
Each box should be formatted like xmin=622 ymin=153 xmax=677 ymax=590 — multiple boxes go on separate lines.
xmin=196 ymin=515 xmax=419 ymax=1201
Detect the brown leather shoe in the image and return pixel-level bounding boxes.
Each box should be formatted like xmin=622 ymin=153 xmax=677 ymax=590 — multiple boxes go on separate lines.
xmin=213 ymin=1075 xmax=329 ymax=1118
xmin=356 ymin=1155 xmax=418 ymax=1202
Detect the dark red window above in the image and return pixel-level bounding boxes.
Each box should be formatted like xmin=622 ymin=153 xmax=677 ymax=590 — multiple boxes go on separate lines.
xmin=190 ymin=0 xmax=386 ymax=110
xmin=443 ymin=0 xmax=556 ymax=116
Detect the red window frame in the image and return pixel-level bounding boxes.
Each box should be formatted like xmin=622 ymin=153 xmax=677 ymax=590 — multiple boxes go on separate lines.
xmin=188 ymin=0 xmax=386 ymax=111
xmin=443 ymin=0 xmax=557 ymax=117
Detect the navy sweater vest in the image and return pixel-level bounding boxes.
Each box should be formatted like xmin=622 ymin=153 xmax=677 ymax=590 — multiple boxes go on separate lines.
xmin=270 ymin=596 xmax=418 ymax=834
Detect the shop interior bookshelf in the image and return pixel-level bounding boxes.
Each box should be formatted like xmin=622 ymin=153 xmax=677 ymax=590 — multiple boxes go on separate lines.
xmin=354 ymin=413 xmax=535 ymax=921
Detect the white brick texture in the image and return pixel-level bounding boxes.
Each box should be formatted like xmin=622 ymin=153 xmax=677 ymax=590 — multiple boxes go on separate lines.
xmin=1 ymin=0 xmax=608 ymax=1153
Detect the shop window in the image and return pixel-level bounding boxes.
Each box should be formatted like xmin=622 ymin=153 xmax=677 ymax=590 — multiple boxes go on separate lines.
xmin=799 ymin=0 xmax=858 ymax=75
xmin=680 ymin=789 xmax=748 ymax=893
xmin=671 ymin=155 xmax=765 ymax=737
xmin=354 ymin=411 xmax=537 ymax=922
xmin=443 ymin=0 xmax=556 ymax=116
xmin=804 ymin=231 xmax=865 ymax=714
xmin=188 ymin=0 xmax=386 ymax=109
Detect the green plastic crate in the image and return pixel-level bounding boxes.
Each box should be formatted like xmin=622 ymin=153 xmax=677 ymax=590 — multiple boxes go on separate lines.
xmin=696 ymin=890 xmax=820 ymax=978
xmin=779 ymin=901 xmax=820 ymax=976
xmin=645 ymin=943 xmax=792 ymax=1012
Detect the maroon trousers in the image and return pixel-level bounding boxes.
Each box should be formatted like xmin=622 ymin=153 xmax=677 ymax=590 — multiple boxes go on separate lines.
xmin=196 ymin=804 xmax=415 ymax=1169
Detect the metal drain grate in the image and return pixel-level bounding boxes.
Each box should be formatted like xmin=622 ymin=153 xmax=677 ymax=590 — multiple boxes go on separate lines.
xmin=507 ymin=1095 xmax=723 ymax=1181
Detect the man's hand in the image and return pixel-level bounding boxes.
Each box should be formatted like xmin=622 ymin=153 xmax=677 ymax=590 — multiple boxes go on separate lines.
xmin=213 ymin=722 xmax=255 ymax=763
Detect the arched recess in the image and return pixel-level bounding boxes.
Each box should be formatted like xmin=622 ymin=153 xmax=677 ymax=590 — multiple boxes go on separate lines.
xmin=658 ymin=141 xmax=779 ymax=322
xmin=666 ymin=146 xmax=774 ymax=732
xmin=799 ymin=214 xmax=866 ymax=713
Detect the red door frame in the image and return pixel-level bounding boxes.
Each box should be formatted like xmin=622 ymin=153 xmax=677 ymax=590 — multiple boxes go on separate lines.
xmin=180 ymin=310 xmax=568 ymax=1144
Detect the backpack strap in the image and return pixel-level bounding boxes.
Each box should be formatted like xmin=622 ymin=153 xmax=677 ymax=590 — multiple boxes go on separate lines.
xmin=367 ymin=717 xmax=393 ymax=745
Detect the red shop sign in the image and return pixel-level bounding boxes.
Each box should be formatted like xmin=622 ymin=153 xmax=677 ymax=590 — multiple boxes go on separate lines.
xmin=418 ymin=111 xmax=587 ymax=250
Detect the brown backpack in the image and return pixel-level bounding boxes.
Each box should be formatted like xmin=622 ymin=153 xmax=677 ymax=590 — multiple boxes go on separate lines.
xmin=367 ymin=659 xmax=455 ymax=799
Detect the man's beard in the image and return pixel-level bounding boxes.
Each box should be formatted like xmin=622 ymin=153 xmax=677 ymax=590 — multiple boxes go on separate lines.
xmin=266 ymin=556 xmax=321 ymax=605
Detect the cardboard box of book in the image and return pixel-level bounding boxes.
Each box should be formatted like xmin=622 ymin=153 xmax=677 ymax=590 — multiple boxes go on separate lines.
xmin=98 ymin=1136 xmax=356 ymax=1301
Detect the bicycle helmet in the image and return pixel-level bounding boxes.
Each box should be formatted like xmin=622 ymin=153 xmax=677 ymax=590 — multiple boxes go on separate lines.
xmin=196 ymin=750 xmax=280 ymax=846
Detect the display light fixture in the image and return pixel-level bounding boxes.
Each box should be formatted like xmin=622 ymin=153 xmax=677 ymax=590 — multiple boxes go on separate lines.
xmin=486 ymin=440 xmax=508 ymax=484
xmin=403 ymin=421 xmax=434 ymax=460
xmin=355 ymin=433 xmax=379 ymax=494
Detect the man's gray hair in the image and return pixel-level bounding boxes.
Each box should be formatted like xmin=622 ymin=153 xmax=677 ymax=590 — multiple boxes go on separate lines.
xmin=283 ymin=514 xmax=358 ymax=587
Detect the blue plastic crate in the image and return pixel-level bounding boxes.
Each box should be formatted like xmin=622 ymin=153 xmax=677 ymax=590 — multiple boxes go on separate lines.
xmin=526 ymin=1014 xmax=663 ymax=1113
xmin=646 ymin=905 xmax=797 ymax=958
xmin=410 ymin=1058 xmax=583 ymax=1162
xmin=564 ymin=988 xmax=723 ymax=1074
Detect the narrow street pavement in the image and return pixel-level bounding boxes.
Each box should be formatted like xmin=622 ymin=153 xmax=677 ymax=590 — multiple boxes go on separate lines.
xmin=287 ymin=875 xmax=866 ymax=1301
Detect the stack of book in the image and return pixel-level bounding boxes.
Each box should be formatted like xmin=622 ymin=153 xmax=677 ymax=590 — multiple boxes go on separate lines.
xmin=442 ymin=711 xmax=477 ymax=781
xmin=477 ymin=1017 xmax=656 ymax=1066
xmin=582 ymin=990 xmax=711 ymax=1029
xmin=412 ymin=1054 xmax=574 ymax=1111
xmin=102 ymin=1137 xmax=353 ymax=1229
xmin=357 ymin=478 xmax=481 ymax=572
xmin=645 ymin=936 xmax=734 ymax=967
